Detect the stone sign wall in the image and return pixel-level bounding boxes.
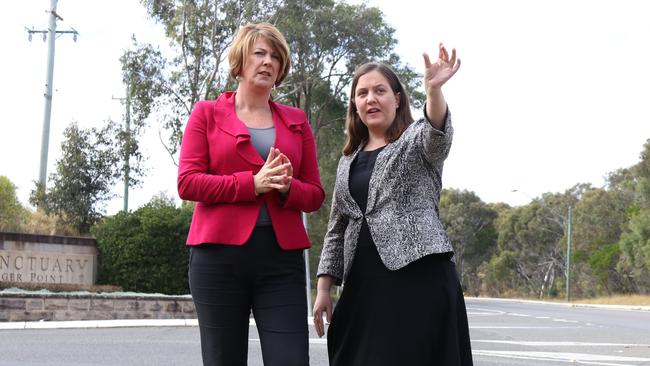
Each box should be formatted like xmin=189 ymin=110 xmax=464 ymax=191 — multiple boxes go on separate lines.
xmin=0 ymin=292 xmax=196 ymax=322
xmin=0 ymin=232 xmax=97 ymax=286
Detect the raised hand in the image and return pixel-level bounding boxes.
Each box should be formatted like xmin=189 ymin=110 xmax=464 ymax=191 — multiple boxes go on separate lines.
xmin=422 ymin=43 xmax=461 ymax=95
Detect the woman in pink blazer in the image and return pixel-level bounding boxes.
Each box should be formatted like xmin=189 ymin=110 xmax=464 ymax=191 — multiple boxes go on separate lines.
xmin=177 ymin=22 xmax=324 ymax=366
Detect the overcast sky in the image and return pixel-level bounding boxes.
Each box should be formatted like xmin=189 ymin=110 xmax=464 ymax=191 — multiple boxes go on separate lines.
xmin=2 ymin=0 xmax=650 ymax=215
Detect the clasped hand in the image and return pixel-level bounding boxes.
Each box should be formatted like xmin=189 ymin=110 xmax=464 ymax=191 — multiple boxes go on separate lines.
xmin=254 ymin=147 xmax=293 ymax=195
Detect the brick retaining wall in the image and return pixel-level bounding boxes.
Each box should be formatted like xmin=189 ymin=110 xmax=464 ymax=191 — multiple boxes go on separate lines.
xmin=0 ymin=292 xmax=196 ymax=322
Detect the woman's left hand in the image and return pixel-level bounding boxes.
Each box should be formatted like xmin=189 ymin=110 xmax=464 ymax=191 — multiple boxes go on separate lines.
xmin=422 ymin=43 xmax=461 ymax=95
xmin=274 ymin=148 xmax=293 ymax=194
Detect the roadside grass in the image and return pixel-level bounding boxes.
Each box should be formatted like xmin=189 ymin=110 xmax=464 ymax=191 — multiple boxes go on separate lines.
xmin=573 ymin=294 xmax=650 ymax=306
xmin=468 ymin=293 xmax=650 ymax=306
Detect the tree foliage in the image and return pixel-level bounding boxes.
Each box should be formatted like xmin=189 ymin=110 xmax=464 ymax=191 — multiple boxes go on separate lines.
xmin=273 ymin=0 xmax=423 ymax=140
xmin=492 ymin=198 xmax=567 ymax=298
xmin=129 ymin=0 xmax=280 ymax=160
xmin=616 ymin=140 xmax=650 ymax=293
xmin=439 ymin=188 xmax=498 ymax=294
xmin=29 ymin=121 xmax=122 ymax=234
xmin=114 ymin=39 xmax=167 ymax=189
xmin=571 ymin=187 xmax=631 ymax=296
xmin=0 ymin=176 xmax=28 ymax=232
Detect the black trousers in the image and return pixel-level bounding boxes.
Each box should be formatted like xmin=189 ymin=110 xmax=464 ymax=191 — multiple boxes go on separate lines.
xmin=189 ymin=226 xmax=309 ymax=366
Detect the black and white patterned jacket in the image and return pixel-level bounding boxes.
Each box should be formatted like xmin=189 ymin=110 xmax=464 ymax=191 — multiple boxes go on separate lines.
xmin=317 ymin=111 xmax=454 ymax=284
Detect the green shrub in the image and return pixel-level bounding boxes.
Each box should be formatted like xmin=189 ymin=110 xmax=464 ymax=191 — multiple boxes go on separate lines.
xmin=91 ymin=195 xmax=193 ymax=294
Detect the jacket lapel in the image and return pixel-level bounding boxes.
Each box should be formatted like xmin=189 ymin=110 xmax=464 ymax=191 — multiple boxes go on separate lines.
xmin=366 ymin=143 xmax=392 ymax=214
xmin=214 ymin=92 xmax=264 ymax=167
xmin=270 ymin=100 xmax=303 ymax=132
xmin=338 ymin=150 xmax=364 ymax=219
xmin=269 ymin=100 xmax=302 ymax=158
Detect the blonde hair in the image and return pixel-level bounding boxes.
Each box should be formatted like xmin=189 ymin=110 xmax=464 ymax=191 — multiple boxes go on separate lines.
xmin=228 ymin=22 xmax=291 ymax=86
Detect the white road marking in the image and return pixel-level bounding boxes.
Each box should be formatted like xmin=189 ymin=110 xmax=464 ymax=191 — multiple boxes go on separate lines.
xmin=473 ymin=340 xmax=650 ymax=347
xmin=510 ymin=312 xmax=533 ymax=317
xmin=467 ymin=311 xmax=502 ymax=316
xmin=250 ymin=338 xmax=327 ymax=345
xmin=470 ymin=325 xmax=583 ymax=329
xmin=473 ymin=350 xmax=650 ymax=366
xmin=553 ymin=318 xmax=580 ymax=323
xmin=467 ymin=307 xmax=585 ymax=325
xmin=466 ymin=307 xmax=505 ymax=316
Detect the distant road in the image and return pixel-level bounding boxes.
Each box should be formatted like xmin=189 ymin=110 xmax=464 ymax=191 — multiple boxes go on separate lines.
xmin=466 ymin=298 xmax=650 ymax=365
xmin=2 ymin=298 xmax=650 ymax=365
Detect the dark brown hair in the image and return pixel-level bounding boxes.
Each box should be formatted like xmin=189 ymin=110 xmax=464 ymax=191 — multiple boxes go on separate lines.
xmin=228 ymin=22 xmax=291 ymax=87
xmin=343 ymin=63 xmax=414 ymax=155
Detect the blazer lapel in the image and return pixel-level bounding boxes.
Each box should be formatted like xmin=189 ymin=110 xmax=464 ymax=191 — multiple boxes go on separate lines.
xmin=270 ymin=100 xmax=303 ymax=132
xmin=214 ymin=93 xmax=264 ymax=167
xmin=366 ymin=143 xmax=392 ymax=214
xmin=269 ymin=101 xmax=302 ymax=159
xmin=338 ymin=150 xmax=364 ymax=219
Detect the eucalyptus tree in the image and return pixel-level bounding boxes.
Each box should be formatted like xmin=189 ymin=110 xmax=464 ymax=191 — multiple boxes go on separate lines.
xmin=130 ymin=0 xmax=280 ymax=162
xmin=273 ymin=0 xmax=424 ymax=142
xmin=29 ymin=121 xmax=122 ymax=234
xmin=571 ymin=184 xmax=631 ymax=296
xmin=617 ymin=139 xmax=650 ymax=293
xmin=439 ymin=188 xmax=498 ymax=293
xmin=128 ymin=0 xmax=422 ymax=158
xmin=492 ymin=192 xmax=575 ymax=298
xmin=113 ymin=41 xmax=165 ymax=210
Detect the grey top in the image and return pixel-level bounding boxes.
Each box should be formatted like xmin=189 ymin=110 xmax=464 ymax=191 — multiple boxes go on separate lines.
xmin=248 ymin=126 xmax=276 ymax=227
xmin=317 ymin=110 xmax=454 ymax=284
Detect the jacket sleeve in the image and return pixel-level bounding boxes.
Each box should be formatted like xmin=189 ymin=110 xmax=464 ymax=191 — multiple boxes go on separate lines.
xmin=177 ymin=101 xmax=257 ymax=203
xmin=281 ymin=119 xmax=325 ymax=212
xmin=418 ymin=106 xmax=454 ymax=169
xmin=316 ymin=171 xmax=346 ymax=284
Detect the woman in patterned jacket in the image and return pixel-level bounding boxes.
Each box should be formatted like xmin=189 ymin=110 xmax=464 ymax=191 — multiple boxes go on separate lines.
xmin=313 ymin=44 xmax=472 ymax=365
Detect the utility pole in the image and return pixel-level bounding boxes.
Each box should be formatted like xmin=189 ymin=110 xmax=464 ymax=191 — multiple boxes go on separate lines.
xmin=26 ymin=0 xmax=78 ymax=195
xmin=112 ymin=81 xmax=132 ymax=212
xmin=566 ymin=206 xmax=573 ymax=302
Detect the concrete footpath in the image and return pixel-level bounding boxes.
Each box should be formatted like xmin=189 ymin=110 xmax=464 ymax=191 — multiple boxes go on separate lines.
xmin=0 ymin=317 xmax=316 ymax=330
xmin=2 ymin=297 xmax=649 ymax=330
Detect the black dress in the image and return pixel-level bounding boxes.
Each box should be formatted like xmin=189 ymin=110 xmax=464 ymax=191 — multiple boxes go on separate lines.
xmin=327 ymin=146 xmax=473 ymax=366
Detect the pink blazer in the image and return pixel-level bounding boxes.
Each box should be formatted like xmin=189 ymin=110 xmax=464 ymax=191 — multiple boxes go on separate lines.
xmin=178 ymin=92 xmax=325 ymax=250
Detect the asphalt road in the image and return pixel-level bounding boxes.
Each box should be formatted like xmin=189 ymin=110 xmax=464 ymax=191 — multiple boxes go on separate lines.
xmin=467 ymin=298 xmax=650 ymax=365
xmin=2 ymin=298 xmax=650 ymax=365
